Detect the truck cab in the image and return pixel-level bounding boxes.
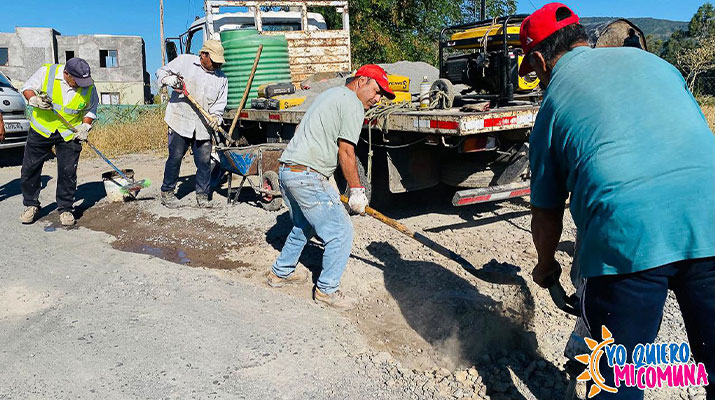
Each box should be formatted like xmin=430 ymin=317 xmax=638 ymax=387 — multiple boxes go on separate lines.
xmin=179 ymin=10 xmax=328 ymax=55
xmin=166 ymin=1 xmax=351 ymax=86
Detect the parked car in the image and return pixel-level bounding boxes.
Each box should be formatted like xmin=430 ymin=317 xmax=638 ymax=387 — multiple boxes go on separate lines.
xmin=0 ymin=71 xmax=30 ymax=150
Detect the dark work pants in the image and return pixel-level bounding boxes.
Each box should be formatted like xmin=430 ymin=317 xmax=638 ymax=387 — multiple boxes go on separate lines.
xmin=160 ymin=129 xmax=212 ymax=195
xmin=582 ymin=257 xmax=715 ymax=399
xmin=21 ymin=129 xmax=82 ymax=213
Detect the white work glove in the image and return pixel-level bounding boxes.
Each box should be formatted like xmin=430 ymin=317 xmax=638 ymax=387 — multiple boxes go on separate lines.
xmin=28 ymin=94 xmax=52 ymax=110
xmin=161 ymin=75 xmax=182 ymax=89
xmin=208 ymin=115 xmax=222 ymax=131
xmin=74 ymin=123 xmax=92 ymax=142
xmin=348 ymin=187 xmax=368 ymax=215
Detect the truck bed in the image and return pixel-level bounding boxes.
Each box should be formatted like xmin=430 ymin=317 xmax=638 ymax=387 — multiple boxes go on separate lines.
xmin=225 ymin=104 xmax=540 ymax=136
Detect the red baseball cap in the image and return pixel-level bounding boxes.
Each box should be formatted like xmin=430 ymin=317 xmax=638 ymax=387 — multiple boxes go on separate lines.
xmin=355 ymin=64 xmax=395 ymax=100
xmin=518 ymin=2 xmax=580 ymax=76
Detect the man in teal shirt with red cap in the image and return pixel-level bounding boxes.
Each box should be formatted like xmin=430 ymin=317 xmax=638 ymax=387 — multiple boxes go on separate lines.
xmin=521 ymin=3 xmax=715 ymax=398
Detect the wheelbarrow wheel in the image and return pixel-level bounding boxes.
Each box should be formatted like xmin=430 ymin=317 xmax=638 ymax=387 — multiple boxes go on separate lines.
xmin=260 ymin=170 xmax=283 ymax=211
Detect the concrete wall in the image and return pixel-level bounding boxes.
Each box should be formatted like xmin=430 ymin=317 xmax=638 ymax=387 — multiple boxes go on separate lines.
xmin=0 ymin=28 xmax=150 ymax=104
xmin=0 ymin=27 xmax=58 ymax=87
xmin=58 ymin=35 xmax=149 ymax=104
xmin=93 ymin=82 xmax=145 ymax=105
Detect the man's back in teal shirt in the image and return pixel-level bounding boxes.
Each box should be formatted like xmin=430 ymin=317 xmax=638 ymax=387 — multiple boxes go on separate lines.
xmin=529 ymin=46 xmax=715 ymax=278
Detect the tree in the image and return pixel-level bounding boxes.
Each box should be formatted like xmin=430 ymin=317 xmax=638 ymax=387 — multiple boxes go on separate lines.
xmin=460 ymin=0 xmax=517 ymax=21
xmin=645 ymin=34 xmax=664 ymax=56
xmin=345 ymin=0 xmax=517 ymax=67
xmin=687 ymin=2 xmax=715 ymax=38
xmin=660 ymin=3 xmax=715 ymax=94
xmin=676 ymin=33 xmax=715 ymax=92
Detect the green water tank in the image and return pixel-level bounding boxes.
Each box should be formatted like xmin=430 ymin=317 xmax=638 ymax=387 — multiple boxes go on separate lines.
xmin=220 ymin=29 xmax=293 ymax=109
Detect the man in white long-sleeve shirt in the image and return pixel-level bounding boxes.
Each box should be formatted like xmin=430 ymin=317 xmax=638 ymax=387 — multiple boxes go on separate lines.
xmin=156 ymin=40 xmax=228 ymax=208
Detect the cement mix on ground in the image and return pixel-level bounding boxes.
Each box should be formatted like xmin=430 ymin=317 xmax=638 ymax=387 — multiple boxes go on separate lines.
xmin=0 ymin=150 xmax=704 ymax=400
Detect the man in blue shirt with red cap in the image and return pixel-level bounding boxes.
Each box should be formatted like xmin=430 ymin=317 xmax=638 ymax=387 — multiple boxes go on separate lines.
xmin=521 ymin=3 xmax=715 ymax=398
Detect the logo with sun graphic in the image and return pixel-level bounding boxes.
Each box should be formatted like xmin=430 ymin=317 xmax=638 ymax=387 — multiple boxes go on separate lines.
xmin=574 ymin=325 xmax=618 ymax=398
xmin=574 ymin=325 xmax=709 ymax=396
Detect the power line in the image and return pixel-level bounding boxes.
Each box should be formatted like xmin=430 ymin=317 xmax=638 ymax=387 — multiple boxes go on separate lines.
xmin=527 ymin=0 xmax=538 ymax=11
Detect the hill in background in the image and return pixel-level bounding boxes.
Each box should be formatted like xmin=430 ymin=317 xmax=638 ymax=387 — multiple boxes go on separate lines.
xmin=581 ymin=17 xmax=688 ymax=38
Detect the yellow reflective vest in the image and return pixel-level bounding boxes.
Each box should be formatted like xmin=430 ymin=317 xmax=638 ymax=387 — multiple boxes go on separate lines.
xmin=29 ymin=64 xmax=95 ymax=141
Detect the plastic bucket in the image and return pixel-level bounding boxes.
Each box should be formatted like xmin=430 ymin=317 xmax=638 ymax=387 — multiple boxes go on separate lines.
xmin=102 ymin=169 xmax=138 ymax=202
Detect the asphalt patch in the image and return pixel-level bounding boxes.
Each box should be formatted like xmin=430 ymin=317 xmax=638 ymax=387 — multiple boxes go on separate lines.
xmin=80 ymin=202 xmax=254 ymax=270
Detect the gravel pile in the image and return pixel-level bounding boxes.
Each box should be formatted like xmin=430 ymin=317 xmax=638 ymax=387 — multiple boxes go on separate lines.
xmin=284 ymin=61 xmax=441 ymax=111
xmin=352 ymin=349 xmax=568 ymax=400
xmin=379 ymin=61 xmax=440 ymax=94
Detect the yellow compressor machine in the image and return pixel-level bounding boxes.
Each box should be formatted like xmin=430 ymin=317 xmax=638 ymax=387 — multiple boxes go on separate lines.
xmin=439 ymin=14 xmax=540 ymax=106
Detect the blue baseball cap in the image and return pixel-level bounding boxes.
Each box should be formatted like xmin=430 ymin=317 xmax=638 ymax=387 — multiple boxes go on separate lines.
xmin=65 ymin=57 xmax=94 ymax=87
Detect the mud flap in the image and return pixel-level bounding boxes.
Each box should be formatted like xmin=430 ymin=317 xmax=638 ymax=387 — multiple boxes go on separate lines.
xmin=495 ymin=143 xmax=529 ymax=185
xmin=386 ymin=146 xmax=440 ymax=193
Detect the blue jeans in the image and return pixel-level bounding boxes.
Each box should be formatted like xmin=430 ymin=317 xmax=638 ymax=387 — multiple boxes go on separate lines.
xmin=161 ymin=129 xmax=211 ymax=195
xmin=272 ymin=166 xmax=354 ymax=294
xmin=582 ymin=257 xmax=715 ymax=399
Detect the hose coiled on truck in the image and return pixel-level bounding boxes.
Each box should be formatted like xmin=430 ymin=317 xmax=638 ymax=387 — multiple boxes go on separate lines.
xmin=362 ymin=88 xmax=450 ymax=182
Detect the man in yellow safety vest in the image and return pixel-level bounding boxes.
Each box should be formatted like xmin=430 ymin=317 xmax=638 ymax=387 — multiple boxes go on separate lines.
xmin=20 ymin=57 xmax=98 ymax=226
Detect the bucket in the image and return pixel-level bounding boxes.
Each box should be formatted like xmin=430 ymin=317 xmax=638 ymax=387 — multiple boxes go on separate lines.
xmin=102 ymin=169 xmax=138 ymax=202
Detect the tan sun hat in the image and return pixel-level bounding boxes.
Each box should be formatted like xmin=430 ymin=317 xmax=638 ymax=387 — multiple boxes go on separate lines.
xmin=199 ymin=40 xmax=225 ymax=64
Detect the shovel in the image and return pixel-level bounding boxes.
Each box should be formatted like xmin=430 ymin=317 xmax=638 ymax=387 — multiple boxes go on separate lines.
xmin=85 ymin=141 xmax=150 ymax=194
xmin=542 ymin=265 xmax=579 ymax=316
xmin=340 ymin=195 xmax=521 ymax=285
xmin=52 ymin=109 xmax=150 ymax=194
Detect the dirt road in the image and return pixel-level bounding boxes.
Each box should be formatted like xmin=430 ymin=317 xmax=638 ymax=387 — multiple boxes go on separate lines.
xmin=0 ymin=150 xmax=702 ymax=399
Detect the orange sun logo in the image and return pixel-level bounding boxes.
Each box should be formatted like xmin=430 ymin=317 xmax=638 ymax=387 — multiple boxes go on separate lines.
xmin=575 ymin=326 xmax=619 ymax=398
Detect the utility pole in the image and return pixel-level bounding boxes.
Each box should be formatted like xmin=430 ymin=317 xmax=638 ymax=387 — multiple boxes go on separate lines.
xmin=160 ymin=0 xmax=166 ymax=66
xmin=159 ymin=0 xmax=167 ymax=103
xmin=481 ymin=0 xmax=487 ymax=20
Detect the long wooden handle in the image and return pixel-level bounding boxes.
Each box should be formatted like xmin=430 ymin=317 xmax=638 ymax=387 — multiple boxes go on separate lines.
xmin=340 ymin=194 xmax=414 ymax=236
xmin=182 ymin=86 xmax=227 ymax=135
xmin=229 ymin=44 xmax=263 ymax=143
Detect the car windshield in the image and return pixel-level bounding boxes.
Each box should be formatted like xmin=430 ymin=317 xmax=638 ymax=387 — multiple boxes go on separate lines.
xmin=0 ymin=73 xmax=13 ymax=88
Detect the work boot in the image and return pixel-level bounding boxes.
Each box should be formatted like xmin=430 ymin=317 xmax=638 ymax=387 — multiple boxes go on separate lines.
xmin=313 ymin=287 xmax=357 ymax=310
xmin=266 ymin=268 xmax=309 ymax=288
xmin=59 ymin=211 xmax=75 ymax=226
xmin=196 ymin=193 xmax=212 ymax=208
xmin=160 ymin=191 xmax=181 ymax=209
xmin=20 ymin=206 xmax=39 ymax=224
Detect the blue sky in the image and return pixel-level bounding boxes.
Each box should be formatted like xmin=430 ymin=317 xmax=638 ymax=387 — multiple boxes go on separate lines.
xmin=516 ymin=0 xmax=705 ymax=19
xmin=1 ymin=1 xmax=707 ymax=93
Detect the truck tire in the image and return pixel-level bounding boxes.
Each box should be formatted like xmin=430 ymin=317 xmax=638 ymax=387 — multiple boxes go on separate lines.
xmin=366 ymin=150 xmax=394 ymax=210
xmin=430 ymin=78 xmax=455 ymax=109
xmin=333 ymin=160 xmax=372 ymax=211
xmin=260 ymin=170 xmax=283 ymax=211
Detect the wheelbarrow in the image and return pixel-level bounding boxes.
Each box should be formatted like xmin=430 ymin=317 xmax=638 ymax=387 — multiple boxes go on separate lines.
xmin=215 ymin=143 xmax=286 ymax=211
